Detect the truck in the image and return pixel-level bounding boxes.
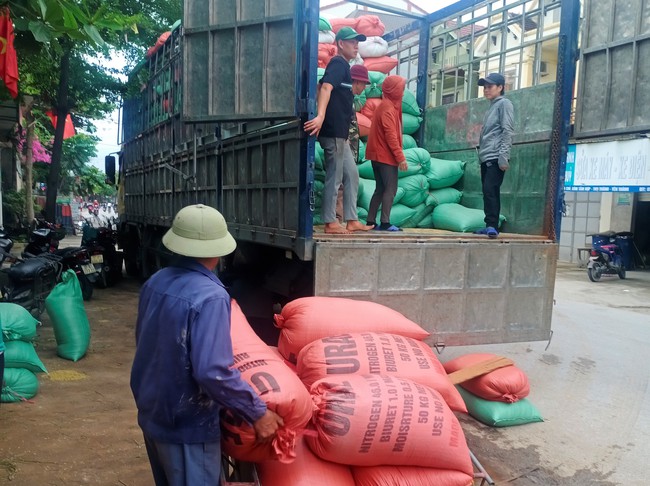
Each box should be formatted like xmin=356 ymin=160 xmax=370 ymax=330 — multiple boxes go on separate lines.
xmin=113 ymin=0 xmax=580 ymax=350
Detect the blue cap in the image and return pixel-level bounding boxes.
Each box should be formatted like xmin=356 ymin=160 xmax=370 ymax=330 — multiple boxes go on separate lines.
xmin=478 ymin=73 xmax=506 ymax=86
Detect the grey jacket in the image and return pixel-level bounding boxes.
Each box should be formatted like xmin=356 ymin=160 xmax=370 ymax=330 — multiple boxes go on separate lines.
xmin=478 ymin=95 xmax=514 ymax=169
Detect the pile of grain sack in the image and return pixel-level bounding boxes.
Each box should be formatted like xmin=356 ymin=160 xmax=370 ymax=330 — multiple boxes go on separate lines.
xmin=1 ymin=304 xmax=47 ymax=403
xmin=314 ymin=15 xmax=506 ymax=232
xmin=223 ymin=297 xmax=477 ymax=486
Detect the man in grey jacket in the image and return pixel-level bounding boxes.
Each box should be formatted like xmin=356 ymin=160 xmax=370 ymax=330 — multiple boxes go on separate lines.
xmin=476 ymin=73 xmax=514 ymax=238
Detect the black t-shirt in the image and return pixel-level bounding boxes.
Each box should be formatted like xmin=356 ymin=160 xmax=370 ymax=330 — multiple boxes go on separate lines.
xmin=319 ymin=56 xmax=353 ymax=139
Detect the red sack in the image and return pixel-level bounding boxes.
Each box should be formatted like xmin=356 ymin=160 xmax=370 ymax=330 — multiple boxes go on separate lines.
xmin=146 ymin=31 xmax=171 ymax=58
xmin=364 ymin=56 xmax=399 ymax=74
xmin=356 ymin=112 xmax=372 ymax=138
xmin=443 ymin=353 xmax=530 ymax=403
xmin=306 ymin=375 xmax=473 ymax=474
xmin=318 ymin=43 xmax=336 ymax=69
xmin=274 ymin=297 xmax=429 ymax=363
xmin=329 ymin=17 xmax=359 ymax=33
xmin=360 ymin=98 xmax=382 ymax=121
xmin=297 ymin=333 xmax=466 ymax=412
xmin=221 ymin=300 xmax=314 ymax=463
xmin=353 ymin=466 xmax=474 ymax=486
xmin=256 ymin=437 xmax=355 ymax=486
xmin=355 ymin=15 xmax=386 ymax=36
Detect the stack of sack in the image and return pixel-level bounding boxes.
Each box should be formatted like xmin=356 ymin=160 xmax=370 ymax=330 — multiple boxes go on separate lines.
xmin=1 ymin=303 xmax=47 ymax=403
xmin=314 ymin=15 xmax=506 ymax=231
xmin=443 ymin=353 xmax=543 ymax=427
xmin=249 ymin=297 xmax=476 ymax=486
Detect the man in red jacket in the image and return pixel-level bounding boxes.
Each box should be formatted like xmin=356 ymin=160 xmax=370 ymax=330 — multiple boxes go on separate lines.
xmin=365 ymin=75 xmax=408 ymax=231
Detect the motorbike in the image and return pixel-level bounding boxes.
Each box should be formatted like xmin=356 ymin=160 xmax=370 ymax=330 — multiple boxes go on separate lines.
xmin=22 ymin=219 xmax=97 ymax=300
xmin=81 ymin=217 xmax=122 ymax=288
xmin=0 ymin=230 xmax=62 ymax=318
xmin=587 ymin=231 xmax=626 ymax=282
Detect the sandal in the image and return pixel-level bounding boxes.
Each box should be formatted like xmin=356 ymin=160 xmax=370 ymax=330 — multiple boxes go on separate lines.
xmin=376 ymin=224 xmax=403 ymax=232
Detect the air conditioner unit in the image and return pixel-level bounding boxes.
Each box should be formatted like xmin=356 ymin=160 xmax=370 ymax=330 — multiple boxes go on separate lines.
xmin=540 ymin=61 xmax=549 ymax=76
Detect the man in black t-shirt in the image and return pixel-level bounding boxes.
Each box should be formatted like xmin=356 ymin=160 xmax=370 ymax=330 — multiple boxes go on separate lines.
xmin=304 ymin=27 xmax=372 ymax=234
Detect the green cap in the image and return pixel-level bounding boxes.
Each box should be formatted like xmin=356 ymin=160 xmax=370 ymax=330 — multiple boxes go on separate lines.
xmin=335 ymin=27 xmax=367 ymax=42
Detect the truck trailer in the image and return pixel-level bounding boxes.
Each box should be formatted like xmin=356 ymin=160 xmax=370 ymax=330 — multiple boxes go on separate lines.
xmin=114 ymin=0 xmax=580 ymax=349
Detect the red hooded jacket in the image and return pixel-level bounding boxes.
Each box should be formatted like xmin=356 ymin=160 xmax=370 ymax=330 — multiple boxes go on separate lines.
xmin=365 ymin=76 xmax=406 ymax=166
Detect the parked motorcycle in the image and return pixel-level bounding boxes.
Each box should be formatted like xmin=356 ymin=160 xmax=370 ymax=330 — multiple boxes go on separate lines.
xmin=0 ymin=230 xmax=62 ymax=318
xmin=81 ymin=217 xmax=122 ymax=287
xmin=22 ymin=219 xmax=97 ymax=300
xmin=587 ymin=231 xmax=626 ymax=282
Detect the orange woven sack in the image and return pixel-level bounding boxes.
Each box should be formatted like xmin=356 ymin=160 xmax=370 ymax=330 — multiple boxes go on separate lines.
xmin=353 ymin=466 xmax=474 ymax=486
xmin=220 ymin=300 xmax=313 ymax=463
xmin=297 ymin=332 xmax=466 ymax=412
xmin=306 ymin=374 xmax=473 ymax=473
xmin=360 ymin=98 xmax=382 ymax=121
xmin=256 ymin=437 xmax=355 ymax=486
xmin=364 ymin=56 xmax=399 ymax=74
xmin=329 ymin=17 xmax=359 ymax=33
xmin=442 ymin=353 xmax=530 ymax=403
xmin=318 ymin=43 xmax=336 ymax=69
xmin=357 ymin=112 xmax=372 ymax=137
xmin=355 ymin=15 xmax=386 ymax=36
xmin=274 ymin=297 xmax=429 ymax=363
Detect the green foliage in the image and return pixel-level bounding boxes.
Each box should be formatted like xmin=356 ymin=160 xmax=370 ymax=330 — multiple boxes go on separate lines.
xmin=1 ymin=189 xmax=40 ymax=226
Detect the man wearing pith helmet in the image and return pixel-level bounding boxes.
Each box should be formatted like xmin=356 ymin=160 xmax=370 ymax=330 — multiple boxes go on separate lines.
xmin=130 ymin=204 xmax=283 ymax=485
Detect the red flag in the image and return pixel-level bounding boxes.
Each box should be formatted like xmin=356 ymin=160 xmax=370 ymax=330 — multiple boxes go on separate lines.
xmin=0 ymin=7 xmax=18 ymax=98
xmin=46 ymin=111 xmax=76 ymax=139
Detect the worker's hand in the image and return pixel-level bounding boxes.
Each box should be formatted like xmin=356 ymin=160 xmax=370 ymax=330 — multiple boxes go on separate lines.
xmin=398 ymin=161 xmax=408 ymax=172
xmin=304 ymin=115 xmax=324 ymax=137
xmin=253 ymin=409 xmax=284 ymax=443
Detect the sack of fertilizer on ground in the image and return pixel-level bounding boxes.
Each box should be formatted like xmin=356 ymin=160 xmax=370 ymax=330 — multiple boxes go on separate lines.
xmin=220 ymin=300 xmax=313 ymax=463
xmin=306 ymin=374 xmax=473 ymax=474
xmin=296 ymin=332 xmax=466 ymax=412
xmin=274 ymin=297 xmax=429 ymax=363
xmin=443 ymin=353 xmax=530 ymax=403
xmin=456 ymin=386 xmax=543 ymax=427
xmin=353 ymin=465 xmax=475 ymax=486
xmin=1 ymin=368 xmax=39 ymax=403
xmin=0 ymin=303 xmax=39 ymax=342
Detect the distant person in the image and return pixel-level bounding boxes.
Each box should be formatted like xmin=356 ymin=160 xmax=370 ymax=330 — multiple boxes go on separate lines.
xmin=365 ymin=75 xmax=408 ymax=231
xmin=475 ymin=73 xmax=514 ymax=238
xmin=130 ymin=204 xmax=283 ymax=484
xmin=304 ymin=27 xmax=372 ymax=234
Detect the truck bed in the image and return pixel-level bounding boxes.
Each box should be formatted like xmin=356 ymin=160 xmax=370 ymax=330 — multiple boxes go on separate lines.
xmin=311 ymin=227 xmax=556 ymax=347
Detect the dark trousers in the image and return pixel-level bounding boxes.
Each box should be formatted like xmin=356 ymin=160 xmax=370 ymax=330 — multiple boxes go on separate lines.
xmin=143 ymin=435 xmax=221 ymax=486
xmin=481 ymin=160 xmax=505 ymax=228
xmin=367 ymin=161 xmax=399 ymax=225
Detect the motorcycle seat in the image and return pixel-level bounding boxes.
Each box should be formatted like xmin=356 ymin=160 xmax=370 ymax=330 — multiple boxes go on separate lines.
xmin=54 ymin=247 xmax=83 ymax=257
xmin=7 ymin=258 xmax=57 ymax=282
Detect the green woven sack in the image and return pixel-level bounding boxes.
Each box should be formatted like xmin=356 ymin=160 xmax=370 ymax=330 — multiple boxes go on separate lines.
xmin=314 ymin=168 xmax=326 ymax=182
xmin=402 ymin=89 xmax=421 ymax=116
xmin=357 ymin=178 xmax=405 ymax=211
xmin=402 ymin=113 xmax=423 ymax=135
xmin=432 ymin=203 xmax=506 ymax=232
xmin=4 ymin=340 xmax=47 ymax=373
xmin=402 ymin=134 xmax=418 ymax=149
xmin=388 ymin=204 xmax=418 ymax=227
xmin=364 ymin=71 xmax=386 ymax=99
xmin=416 ymin=213 xmax=434 ymax=228
xmin=1 ymin=368 xmax=39 ymax=403
xmin=401 ymin=202 xmax=434 ymax=228
xmin=397 ymin=174 xmax=429 ymax=208
xmin=357 ymin=207 xmax=368 ymax=223
xmin=357 ymin=139 xmax=366 ymax=163
xmin=45 ymin=269 xmax=91 ymax=362
xmin=354 ymin=90 xmax=366 ymax=112
xmin=400 ymin=148 xmax=431 ymax=178
xmin=0 ymin=303 xmax=39 ymax=342
xmin=357 ymin=160 xmax=374 ymax=180
xmin=314 ymin=141 xmax=324 ymax=170
xmin=426 ymin=188 xmax=463 ymax=207
xmin=425 ymin=158 xmax=465 ymax=189
xmin=319 ymin=17 xmax=332 ymax=31
xmin=457 ymin=387 xmax=543 ymax=427
xmin=317 ymin=67 xmax=325 ymax=84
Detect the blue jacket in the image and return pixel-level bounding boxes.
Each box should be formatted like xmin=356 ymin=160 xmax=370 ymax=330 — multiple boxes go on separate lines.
xmin=130 ymin=257 xmax=267 ymax=443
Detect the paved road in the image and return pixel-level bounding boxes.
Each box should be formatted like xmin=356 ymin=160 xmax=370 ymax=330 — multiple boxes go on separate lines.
xmin=448 ymin=263 xmax=650 ymax=485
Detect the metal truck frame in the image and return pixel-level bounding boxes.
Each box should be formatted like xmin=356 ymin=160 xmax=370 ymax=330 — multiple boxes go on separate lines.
xmin=116 ymin=0 xmax=580 ymax=348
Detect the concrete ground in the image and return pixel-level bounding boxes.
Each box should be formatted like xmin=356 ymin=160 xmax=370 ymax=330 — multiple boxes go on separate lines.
xmin=446 ymin=262 xmax=650 ymax=485
xmin=1 ymin=240 xmax=648 ymax=485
